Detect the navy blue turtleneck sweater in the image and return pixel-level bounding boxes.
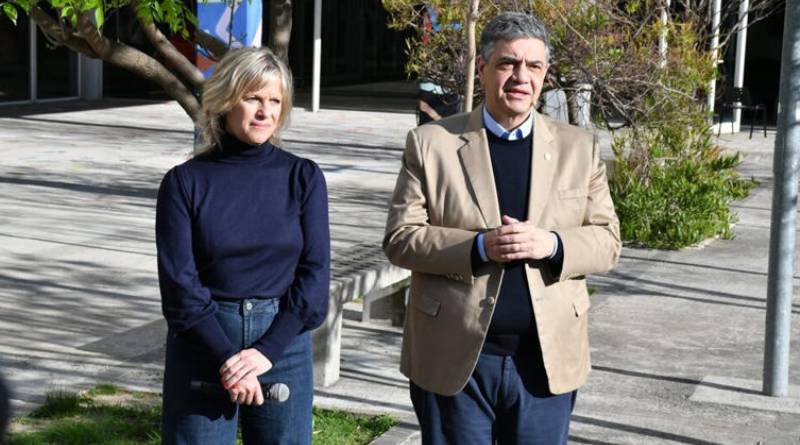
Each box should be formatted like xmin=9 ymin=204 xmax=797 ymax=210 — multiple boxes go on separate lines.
xmin=156 ymin=134 xmax=330 ymax=367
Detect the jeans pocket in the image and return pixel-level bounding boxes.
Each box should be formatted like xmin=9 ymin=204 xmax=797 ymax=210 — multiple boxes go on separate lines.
xmin=245 ymin=298 xmax=279 ymax=347
xmin=250 ymin=298 xmax=279 ymax=316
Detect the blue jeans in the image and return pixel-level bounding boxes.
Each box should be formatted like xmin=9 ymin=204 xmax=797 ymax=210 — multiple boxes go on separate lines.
xmin=410 ymin=352 xmax=576 ymax=445
xmin=161 ymin=298 xmax=313 ymax=445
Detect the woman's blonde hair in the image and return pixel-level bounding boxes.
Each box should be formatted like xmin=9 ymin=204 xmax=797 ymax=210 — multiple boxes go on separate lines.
xmin=196 ymin=47 xmax=294 ymax=155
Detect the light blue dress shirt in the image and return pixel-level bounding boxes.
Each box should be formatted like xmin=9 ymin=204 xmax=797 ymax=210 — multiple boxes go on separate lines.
xmin=482 ymin=106 xmax=533 ymax=140
xmin=476 ymin=106 xmax=558 ymax=262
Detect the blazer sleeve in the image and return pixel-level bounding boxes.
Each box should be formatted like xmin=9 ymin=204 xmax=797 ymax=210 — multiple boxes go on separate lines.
xmin=554 ymin=136 xmax=621 ymax=280
xmin=383 ymin=128 xmax=477 ymax=280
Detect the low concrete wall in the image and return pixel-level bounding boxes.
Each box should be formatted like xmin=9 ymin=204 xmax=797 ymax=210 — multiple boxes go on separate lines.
xmin=313 ymin=242 xmax=410 ymax=387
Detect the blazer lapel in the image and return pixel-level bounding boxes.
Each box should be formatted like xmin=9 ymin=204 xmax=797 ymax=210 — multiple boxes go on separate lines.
xmin=528 ymin=111 xmax=557 ymax=226
xmin=458 ymin=108 xmax=501 ymax=229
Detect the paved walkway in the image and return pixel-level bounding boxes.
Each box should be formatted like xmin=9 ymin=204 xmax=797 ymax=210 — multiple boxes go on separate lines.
xmin=0 ymin=98 xmax=413 ymax=414
xmin=1 ymin=99 xmax=799 ymax=444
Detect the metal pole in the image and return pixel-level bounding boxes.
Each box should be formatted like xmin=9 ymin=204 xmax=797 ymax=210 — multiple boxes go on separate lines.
xmin=311 ymin=0 xmax=322 ymax=112
xmin=29 ymin=17 xmax=36 ymax=101
xmin=764 ymin=0 xmax=799 ymax=397
xmin=707 ymin=0 xmax=722 ymax=114
xmin=733 ymin=0 xmax=749 ymax=132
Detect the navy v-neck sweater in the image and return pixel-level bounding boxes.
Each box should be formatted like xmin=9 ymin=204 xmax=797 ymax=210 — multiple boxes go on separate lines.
xmin=156 ymin=135 xmax=330 ymax=367
xmin=482 ymin=130 xmax=538 ymax=355
xmin=479 ymin=129 xmax=564 ymax=357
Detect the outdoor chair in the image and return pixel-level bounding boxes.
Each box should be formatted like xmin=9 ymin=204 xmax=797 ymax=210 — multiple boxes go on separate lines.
xmin=718 ymin=86 xmax=767 ymax=139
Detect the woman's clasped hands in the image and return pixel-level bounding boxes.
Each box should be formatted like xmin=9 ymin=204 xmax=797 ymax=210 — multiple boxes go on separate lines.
xmin=220 ymin=349 xmax=273 ymax=406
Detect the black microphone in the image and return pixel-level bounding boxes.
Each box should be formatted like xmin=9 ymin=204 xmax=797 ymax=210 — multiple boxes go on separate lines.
xmin=190 ymin=380 xmax=290 ymax=403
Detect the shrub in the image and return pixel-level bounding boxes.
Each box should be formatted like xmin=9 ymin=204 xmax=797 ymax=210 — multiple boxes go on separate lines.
xmin=383 ymin=0 xmax=761 ymax=248
xmin=609 ymin=118 xmax=755 ymax=249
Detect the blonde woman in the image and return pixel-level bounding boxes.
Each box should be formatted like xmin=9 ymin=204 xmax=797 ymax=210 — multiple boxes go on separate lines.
xmin=156 ymin=47 xmax=329 ymax=445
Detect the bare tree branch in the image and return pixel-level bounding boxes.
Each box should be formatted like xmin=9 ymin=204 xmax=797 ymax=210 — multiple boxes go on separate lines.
xmin=133 ymin=2 xmax=205 ymax=90
xmin=71 ymin=13 xmax=200 ymax=119
xmin=29 ymin=6 xmax=97 ymax=56
xmin=195 ymin=28 xmax=229 ymax=61
xmin=464 ymin=0 xmax=479 ymax=112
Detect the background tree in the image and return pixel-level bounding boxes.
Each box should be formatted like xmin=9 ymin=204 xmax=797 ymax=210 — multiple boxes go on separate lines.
xmin=0 ymin=0 xmax=293 ymax=122
xmin=384 ymin=0 xmax=779 ymax=248
xmin=529 ymin=0 xmax=769 ymax=247
xmin=464 ymin=0 xmax=479 ymax=111
xmin=268 ymin=0 xmax=291 ymax=61
xmin=385 ymin=0 xmax=779 ymax=128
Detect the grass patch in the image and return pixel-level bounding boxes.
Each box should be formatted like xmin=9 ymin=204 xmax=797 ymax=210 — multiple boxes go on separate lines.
xmin=85 ymin=384 xmax=121 ymax=397
xmin=28 ymin=391 xmax=84 ymax=419
xmin=9 ymin=386 xmax=396 ymax=445
xmin=312 ymin=407 xmax=396 ymax=445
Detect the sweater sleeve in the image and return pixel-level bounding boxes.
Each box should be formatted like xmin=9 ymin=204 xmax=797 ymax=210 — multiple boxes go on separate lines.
xmin=253 ymin=160 xmax=331 ymax=364
xmin=156 ymin=167 xmax=238 ymax=368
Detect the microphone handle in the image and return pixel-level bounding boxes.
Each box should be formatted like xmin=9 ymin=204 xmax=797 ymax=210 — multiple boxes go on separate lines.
xmin=189 ymin=380 xmax=290 ymax=403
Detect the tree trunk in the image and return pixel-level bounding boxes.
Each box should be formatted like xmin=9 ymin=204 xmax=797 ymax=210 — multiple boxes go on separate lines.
xmin=463 ymin=0 xmax=480 ymax=112
xmin=97 ymin=40 xmax=201 ymax=120
xmin=567 ymin=83 xmax=592 ymax=128
xmin=135 ymin=14 xmax=205 ymax=90
xmin=29 ymin=7 xmax=201 ymax=121
xmin=269 ymin=0 xmax=293 ymax=61
xmin=566 ymin=88 xmax=579 ymax=126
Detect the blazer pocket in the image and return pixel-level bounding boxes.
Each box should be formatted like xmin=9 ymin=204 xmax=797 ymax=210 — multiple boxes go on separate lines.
xmin=572 ymin=292 xmax=591 ymax=317
xmin=413 ymin=294 xmax=442 ymax=317
xmin=444 ymin=272 xmax=474 ymax=285
xmin=559 ymin=187 xmax=589 ymax=200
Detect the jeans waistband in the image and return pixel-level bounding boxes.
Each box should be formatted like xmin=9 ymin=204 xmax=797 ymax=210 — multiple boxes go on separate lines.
xmin=211 ymin=295 xmax=280 ymax=302
xmin=213 ymin=296 xmax=280 ymax=315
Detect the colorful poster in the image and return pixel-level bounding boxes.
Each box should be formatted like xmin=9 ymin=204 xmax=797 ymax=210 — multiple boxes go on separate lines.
xmin=197 ymin=0 xmax=262 ymax=77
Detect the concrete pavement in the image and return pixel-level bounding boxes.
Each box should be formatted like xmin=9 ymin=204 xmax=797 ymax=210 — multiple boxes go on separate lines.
xmin=0 ymin=98 xmax=414 ymax=414
xmin=1 ymin=96 xmax=799 ymax=444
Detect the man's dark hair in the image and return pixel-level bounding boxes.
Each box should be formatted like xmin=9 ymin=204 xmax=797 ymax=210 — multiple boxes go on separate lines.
xmin=479 ymin=12 xmax=552 ymax=62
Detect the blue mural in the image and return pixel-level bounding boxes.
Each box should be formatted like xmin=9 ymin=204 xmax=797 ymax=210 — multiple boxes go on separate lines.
xmin=197 ymin=0 xmax=263 ymax=77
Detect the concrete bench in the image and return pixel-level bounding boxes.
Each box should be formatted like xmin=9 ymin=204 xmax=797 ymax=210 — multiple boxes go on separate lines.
xmin=356 ymin=277 xmax=410 ymax=327
xmin=312 ymin=242 xmax=410 ymax=387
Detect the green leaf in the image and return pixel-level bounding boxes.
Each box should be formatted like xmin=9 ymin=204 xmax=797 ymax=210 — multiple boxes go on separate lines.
xmin=184 ymin=9 xmax=197 ymax=26
xmin=94 ymin=6 xmax=104 ymax=28
xmin=12 ymin=0 xmax=30 ymax=12
xmin=3 ymin=3 xmax=18 ymax=25
xmin=151 ymin=1 xmax=162 ymax=21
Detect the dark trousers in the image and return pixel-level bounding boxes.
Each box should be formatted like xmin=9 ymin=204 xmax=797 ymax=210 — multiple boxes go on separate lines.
xmin=410 ymin=352 xmax=576 ymax=445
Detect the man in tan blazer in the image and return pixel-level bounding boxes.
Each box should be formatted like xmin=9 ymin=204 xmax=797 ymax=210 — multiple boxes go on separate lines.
xmin=384 ymin=12 xmax=621 ymax=445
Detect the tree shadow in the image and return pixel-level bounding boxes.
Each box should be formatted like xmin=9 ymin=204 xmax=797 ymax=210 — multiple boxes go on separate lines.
xmin=592 ymin=365 xmax=763 ymax=396
xmin=571 ymin=415 xmax=723 ymax=445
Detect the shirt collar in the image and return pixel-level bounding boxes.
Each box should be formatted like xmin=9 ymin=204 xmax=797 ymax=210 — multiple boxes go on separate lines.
xmin=482 ymin=106 xmax=533 ymax=141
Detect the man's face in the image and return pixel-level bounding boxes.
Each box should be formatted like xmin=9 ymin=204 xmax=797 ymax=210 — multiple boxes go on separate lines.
xmin=477 ymin=37 xmax=549 ymax=129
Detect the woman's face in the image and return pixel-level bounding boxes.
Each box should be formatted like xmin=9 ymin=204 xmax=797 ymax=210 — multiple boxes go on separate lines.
xmin=225 ymin=80 xmax=283 ymax=145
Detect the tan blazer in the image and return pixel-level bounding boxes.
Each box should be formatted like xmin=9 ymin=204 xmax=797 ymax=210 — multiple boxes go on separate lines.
xmin=383 ymin=107 xmax=621 ymax=396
